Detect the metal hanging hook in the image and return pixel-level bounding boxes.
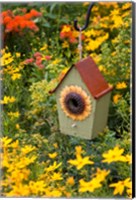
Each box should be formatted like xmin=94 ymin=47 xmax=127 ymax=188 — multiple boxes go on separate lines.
xmin=74 ymin=2 xmax=95 ymax=31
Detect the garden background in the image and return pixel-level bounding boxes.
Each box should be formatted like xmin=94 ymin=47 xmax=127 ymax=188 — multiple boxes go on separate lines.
xmin=0 ymin=2 xmax=132 ymax=198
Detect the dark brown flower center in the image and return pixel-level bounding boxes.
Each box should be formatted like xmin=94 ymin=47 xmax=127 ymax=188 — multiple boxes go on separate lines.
xmin=64 ymin=92 xmax=85 ymax=114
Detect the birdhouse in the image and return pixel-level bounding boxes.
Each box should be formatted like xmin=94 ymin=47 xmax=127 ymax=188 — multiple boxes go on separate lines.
xmin=51 ymin=56 xmax=113 ymax=140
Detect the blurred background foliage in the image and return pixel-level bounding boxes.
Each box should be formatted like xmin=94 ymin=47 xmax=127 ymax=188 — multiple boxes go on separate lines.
xmin=0 ymin=2 xmax=132 ymax=198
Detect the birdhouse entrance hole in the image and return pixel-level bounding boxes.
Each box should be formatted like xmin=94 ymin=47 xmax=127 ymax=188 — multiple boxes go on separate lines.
xmin=65 ymin=92 xmax=85 ymax=115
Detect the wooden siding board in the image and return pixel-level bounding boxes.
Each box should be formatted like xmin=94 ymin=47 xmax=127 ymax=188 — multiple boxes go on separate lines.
xmin=92 ymin=92 xmax=112 ymax=138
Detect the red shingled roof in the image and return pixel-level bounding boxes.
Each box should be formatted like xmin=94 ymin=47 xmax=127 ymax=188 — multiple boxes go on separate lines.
xmin=51 ymin=56 xmax=113 ymax=99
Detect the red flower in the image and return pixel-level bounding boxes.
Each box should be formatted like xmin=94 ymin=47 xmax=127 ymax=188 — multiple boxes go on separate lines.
xmin=36 ymin=56 xmax=42 ymax=61
xmin=37 ymin=64 xmax=44 ymax=69
xmin=24 ymin=58 xmax=34 ymax=64
xmin=69 ymin=37 xmax=77 ymax=43
xmin=34 ymin=52 xmax=42 ymax=57
xmin=45 ymin=55 xmax=51 ymax=60
xmin=35 ymin=60 xmax=42 ymax=65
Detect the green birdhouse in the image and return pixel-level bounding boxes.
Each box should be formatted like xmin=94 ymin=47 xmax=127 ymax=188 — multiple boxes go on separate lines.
xmin=51 ymin=56 xmax=113 ymax=140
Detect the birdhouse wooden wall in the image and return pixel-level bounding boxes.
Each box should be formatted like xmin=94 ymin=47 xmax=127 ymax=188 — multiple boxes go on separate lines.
xmin=53 ymin=56 xmax=112 ymax=140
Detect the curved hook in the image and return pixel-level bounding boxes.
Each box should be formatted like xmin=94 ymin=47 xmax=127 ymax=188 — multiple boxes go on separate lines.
xmin=74 ymin=2 xmax=95 ymax=31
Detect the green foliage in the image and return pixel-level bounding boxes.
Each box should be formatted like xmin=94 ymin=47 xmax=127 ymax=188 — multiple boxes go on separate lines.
xmin=1 ymin=2 xmax=132 ymax=198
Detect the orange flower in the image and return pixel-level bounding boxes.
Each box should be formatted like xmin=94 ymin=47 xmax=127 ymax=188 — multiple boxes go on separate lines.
xmin=1 ymin=9 xmax=41 ymax=34
xmin=3 ymin=16 xmax=12 ymax=24
xmin=30 ymin=9 xmax=42 ymax=17
xmin=60 ymin=24 xmax=78 ymax=43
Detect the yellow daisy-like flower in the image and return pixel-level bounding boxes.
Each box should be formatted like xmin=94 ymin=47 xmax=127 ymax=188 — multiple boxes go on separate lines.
xmin=51 ymin=172 xmax=63 ymax=181
xmin=60 ymin=85 xmax=92 ymax=121
xmin=48 ymin=152 xmax=58 ymax=159
xmin=113 ymin=94 xmax=122 ymax=104
xmin=94 ymin=168 xmax=110 ymax=182
xmin=79 ymin=177 xmax=102 ymax=193
xmin=66 ymin=176 xmax=75 ymax=185
xmin=68 ymin=154 xmax=94 ymax=170
xmin=116 ymin=82 xmax=127 ymax=89
xmin=109 ymin=178 xmax=131 ymax=196
xmin=102 ymin=146 xmax=126 ymax=164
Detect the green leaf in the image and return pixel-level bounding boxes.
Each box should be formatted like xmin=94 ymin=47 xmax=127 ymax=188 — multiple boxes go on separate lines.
xmin=50 ymin=3 xmax=57 ymax=13
xmin=46 ymin=13 xmax=56 ymax=19
xmin=42 ymin=22 xmax=51 ymax=28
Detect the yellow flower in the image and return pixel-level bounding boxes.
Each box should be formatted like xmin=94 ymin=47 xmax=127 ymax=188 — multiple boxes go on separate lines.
xmin=0 ymin=96 xmax=16 ymax=104
xmin=21 ymin=145 xmax=36 ymax=154
xmin=110 ymin=9 xmax=120 ymax=16
xmin=29 ymin=180 xmax=46 ymax=195
xmin=127 ymin=188 xmax=132 ymax=198
xmin=102 ymin=146 xmax=126 ymax=164
xmin=85 ymin=33 xmax=109 ymax=51
xmin=79 ymin=177 xmax=102 ymax=193
xmin=52 ymin=59 xmax=61 ymax=65
xmin=11 ymin=73 xmax=21 ymax=80
xmin=111 ymin=51 xmax=116 ymax=56
xmin=6 ymin=183 xmax=30 ymax=197
xmin=99 ymin=65 xmax=107 ymax=73
xmin=51 ymin=172 xmax=63 ymax=181
xmin=15 ymin=124 xmax=20 ymax=129
xmin=7 ymin=111 xmax=20 ymax=118
xmin=62 ymin=41 xmax=69 ymax=48
xmin=75 ymin=146 xmax=84 ymax=155
xmin=48 ymin=152 xmax=58 ymax=159
xmin=83 ymin=2 xmax=90 ymax=6
xmin=122 ymin=3 xmax=131 ymax=10
xmin=94 ymin=168 xmax=110 ymax=182
xmin=116 ymin=82 xmax=127 ymax=89
xmin=0 ymin=51 xmax=14 ymax=66
xmin=17 ymin=155 xmax=37 ymax=169
xmin=61 ymin=25 xmax=71 ymax=33
xmin=66 ymin=176 xmax=75 ymax=185
xmin=84 ymin=29 xmax=99 ymax=38
xmin=112 ymin=16 xmax=123 ymax=28
xmin=113 ymin=94 xmax=122 ymax=104
xmin=7 ymin=168 xmax=30 ymax=183
xmin=15 ymin=52 xmax=21 ymax=58
xmin=58 ymin=68 xmax=69 ymax=82
xmin=72 ymin=30 xmax=79 ymax=38
xmin=10 ymin=140 xmax=19 ymax=149
xmin=45 ymin=161 xmax=62 ymax=172
xmin=109 ymin=178 xmax=131 ymax=195
xmin=40 ymin=44 xmax=48 ymax=51
xmin=126 ymin=179 xmax=132 ymax=198
xmin=1 ymin=137 xmax=12 ymax=148
xmin=68 ymin=154 xmax=94 ymax=170
xmin=46 ymin=188 xmax=62 ymax=197
xmin=53 ymin=143 xmax=58 ymax=148
xmin=124 ymin=154 xmax=132 ymax=164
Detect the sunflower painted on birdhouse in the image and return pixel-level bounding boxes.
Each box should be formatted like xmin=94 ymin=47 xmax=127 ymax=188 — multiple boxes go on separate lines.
xmin=51 ymin=56 xmax=113 ymax=140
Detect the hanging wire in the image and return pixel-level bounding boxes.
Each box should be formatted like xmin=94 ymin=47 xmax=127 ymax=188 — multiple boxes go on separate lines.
xmin=78 ymin=27 xmax=82 ymax=60
xmin=74 ymin=2 xmax=95 ymax=31
xmin=74 ymin=2 xmax=95 ymax=59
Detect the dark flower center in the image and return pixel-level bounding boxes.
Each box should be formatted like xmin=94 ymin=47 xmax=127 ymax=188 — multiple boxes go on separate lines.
xmin=64 ymin=92 xmax=85 ymax=114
